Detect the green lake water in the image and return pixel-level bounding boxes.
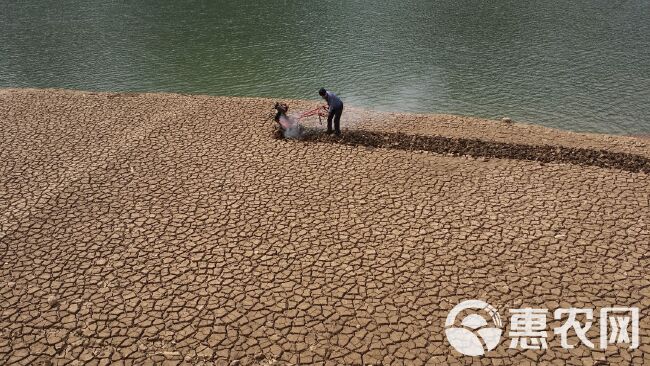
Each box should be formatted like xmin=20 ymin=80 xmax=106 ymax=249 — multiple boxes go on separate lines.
xmin=1 ymin=1 xmax=648 ymax=134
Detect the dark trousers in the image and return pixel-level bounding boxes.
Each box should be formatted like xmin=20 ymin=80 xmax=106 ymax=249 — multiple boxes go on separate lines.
xmin=327 ymin=105 xmax=343 ymax=134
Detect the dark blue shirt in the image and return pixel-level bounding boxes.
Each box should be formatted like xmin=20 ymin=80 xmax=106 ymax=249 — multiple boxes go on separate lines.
xmin=325 ymin=91 xmax=343 ymax=113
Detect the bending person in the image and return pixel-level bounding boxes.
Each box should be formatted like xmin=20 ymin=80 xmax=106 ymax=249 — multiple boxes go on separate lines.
xmin=319 ymin=88 xmax=344 ymax=136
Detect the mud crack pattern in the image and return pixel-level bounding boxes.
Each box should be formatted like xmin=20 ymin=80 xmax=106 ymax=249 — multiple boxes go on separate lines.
xmin=0 ymin=89 xmax=649 ymax=365
xmin=297 ymin=129 xmax=650 ymax=174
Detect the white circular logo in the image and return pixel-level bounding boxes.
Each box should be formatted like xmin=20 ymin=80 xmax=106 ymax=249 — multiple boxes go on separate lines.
xmin=445 ymin=300 xmax=503 ymax=356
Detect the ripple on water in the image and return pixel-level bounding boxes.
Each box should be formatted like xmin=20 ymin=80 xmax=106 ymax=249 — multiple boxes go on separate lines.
xmin=0 ymin=0 xmax=648 ymax=134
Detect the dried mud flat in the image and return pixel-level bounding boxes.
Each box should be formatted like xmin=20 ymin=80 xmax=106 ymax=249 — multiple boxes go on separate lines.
xmin=296 ymin=130 xmax=650 ymax=174
xmin=0 ymin=89 xmax=649 ymax=365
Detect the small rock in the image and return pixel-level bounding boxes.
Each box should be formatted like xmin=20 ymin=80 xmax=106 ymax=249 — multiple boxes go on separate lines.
xmin=502 ymin=117 xmax=513 ymax=124
xmin=138 ymin=344 xmax=147 ymax=352
xmin=47 ymin=295 xmax=59 ymax=307
xmin=162 ymin=351 xmax=181 ymax=360
xmin=230 ymin=360 xmax=241 ymax=366
xmin=7 ymin=281 xmax=15 ymax=288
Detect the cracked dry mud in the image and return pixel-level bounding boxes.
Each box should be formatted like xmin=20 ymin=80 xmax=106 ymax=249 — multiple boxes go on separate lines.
xmin=1 ymin=89 xmax=649 ymax=365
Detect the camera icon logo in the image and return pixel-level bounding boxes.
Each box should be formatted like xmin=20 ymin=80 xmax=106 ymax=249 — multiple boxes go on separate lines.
xmin=445 ymin=300 xmax=503 ymax=356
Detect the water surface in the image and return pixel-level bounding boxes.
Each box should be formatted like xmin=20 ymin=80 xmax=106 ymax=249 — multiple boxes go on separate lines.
xmin=1 ymin=1 xmax=648 ymax=134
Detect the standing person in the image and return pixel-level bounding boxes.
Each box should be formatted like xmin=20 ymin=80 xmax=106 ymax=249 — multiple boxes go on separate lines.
xmin=319 ymin=88 xmax=343 ymax=136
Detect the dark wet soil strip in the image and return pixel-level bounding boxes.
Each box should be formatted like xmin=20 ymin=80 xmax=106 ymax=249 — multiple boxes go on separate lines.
xmin=290 ymin=129 xmax=650 ymax=174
